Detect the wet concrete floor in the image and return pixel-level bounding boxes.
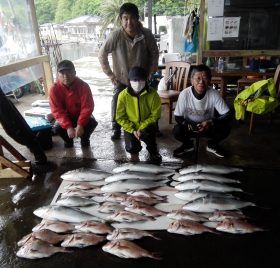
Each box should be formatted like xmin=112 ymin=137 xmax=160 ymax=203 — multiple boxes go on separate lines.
xmin=0 ymin=56 xmax=280 ymax=267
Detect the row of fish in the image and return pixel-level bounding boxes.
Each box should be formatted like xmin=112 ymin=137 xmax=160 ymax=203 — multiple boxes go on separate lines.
xmin=17 ymin=163 xmax=264 ymax=260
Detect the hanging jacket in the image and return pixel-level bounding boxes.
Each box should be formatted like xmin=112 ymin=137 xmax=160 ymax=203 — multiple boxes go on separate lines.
xmin=116 ymin=86 xmax=161 ymax=133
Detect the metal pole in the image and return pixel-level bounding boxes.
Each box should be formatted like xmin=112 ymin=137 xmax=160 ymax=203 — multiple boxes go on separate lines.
xmin=147 ymin=0 xmax=152 ymax=30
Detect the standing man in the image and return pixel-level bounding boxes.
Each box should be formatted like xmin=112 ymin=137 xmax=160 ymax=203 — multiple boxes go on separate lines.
xmin=49 ymin=60 xmax=98 ymax=148
xmin=98 ymin=2 xmax=159 ymax=141
xmin=116 ymin=66 xmax=162 ymax=163
xmin=173 ymin=64 xmax=231 ymax=158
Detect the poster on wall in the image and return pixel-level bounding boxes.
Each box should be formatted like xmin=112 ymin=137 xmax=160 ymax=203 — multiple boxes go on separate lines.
xmin=223 ymin=17 xmax=241 ymax=38
xmin=208 ymin=0 xmax=224 ymax=17
xmin=207 ymin=17 xmax=224 ymax=41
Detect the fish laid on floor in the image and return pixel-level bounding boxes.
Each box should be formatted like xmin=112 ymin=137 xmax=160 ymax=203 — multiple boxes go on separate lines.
xmin=125 ymin=202 xmax=166 ymax=217
xmin=101 ymin=179 xmax=167 ymax=193
xmin=107 ymin=210 xmax=154 ymax=222
xmin=16 ymin=238 xmax=71 ymax=259
xmin=56 ymin=196 xmax=98 ymax=207
xmin=167 ymin=220 xmax=216 ymax=235
xmin=105 ymin=172 xmax=165 ymax=183
xmin=98 ymin=202 xmax=126 ymax=213
xmin=74 ymin=221 xmax=114 ymax=234
xmin=208 ymin=210 xmax=247 ymax=221
xmin=174 ymin=172 xmax=240 ymax=184
xmin=61 ymin=188 xmax=102 ymax=198
xmin=216 ymin=219 xmax=264 ymax=234
xmin=107 ymin=228 xmax=159 ymax=240
xmin=175 ymin=180 xmax=243 ymax=193
xmin=179 ymin=164 xmax=243 ymax=175
xmin=167 ymin=210 xmax=208 ymax=222
xmin=102 ymin=240 xmax=161 ymax=260
xmin=64 ymin=181 xmax=102 ymax=191
xmin=61 ymin=168 xmax=112 ymax=181
xmin=183 ymin=197 xmax=255 ymax=213
xmin=127 ymin=190 xmax=167 ymax=201
xmin=122 ymin=195 xmax=161 ymax=206
xmin=61 ymin=233 xmax=106 ymax=248
xmin=174 ymin=189 xmax=236 ymax=202
xmin=102 ymin=192 xmax=127 ymax=202
xmin=32 ymin=220 xmax=75 ymax=233
xmin=113 ymin=163 xmax=175 ymax=176
xmin=34 ymin=205 xmax=103 ymax=223
xmin=18 ymin=230 xmax=67 ymax=246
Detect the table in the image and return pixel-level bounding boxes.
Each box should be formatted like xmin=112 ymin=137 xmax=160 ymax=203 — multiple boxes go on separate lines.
xmin=211 ymin=69 xmax=274 ymax=98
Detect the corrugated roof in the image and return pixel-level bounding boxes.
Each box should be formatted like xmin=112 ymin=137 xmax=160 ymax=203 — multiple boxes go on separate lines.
xmin=65 ymin=15 xmax=100 ymax=25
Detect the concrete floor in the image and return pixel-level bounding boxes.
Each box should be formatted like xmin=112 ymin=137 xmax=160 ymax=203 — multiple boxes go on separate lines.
xmin=1 ymin=57 xmax=280 ymax=267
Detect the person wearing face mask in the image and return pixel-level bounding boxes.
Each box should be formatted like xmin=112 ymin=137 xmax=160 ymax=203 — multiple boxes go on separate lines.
xmin=115 ymin=66 xmax=162 ymax=163
xmin=49 ymin=60 xmax=98 ymax=148
xmin=173 ymin=64 xmax=232 ymax=158
xmin=98 ymin=2 xmax=159 ymax=141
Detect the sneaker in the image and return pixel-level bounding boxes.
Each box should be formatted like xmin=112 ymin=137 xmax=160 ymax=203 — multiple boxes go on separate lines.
xmin=64 ymin=141 xmax=74 ymax=148
xmin=111 ymin=131 xmax=121 ymax=141
xmin=173 ymin=143 xmax=194 ymax=157
xmin=148 ymin=153 xmax=162 ymax=164
xmin=130 ymin=153 xmax=140 ymax=162
xmin=206 ymin=145 xmax=225 ymax=158
xmin=81 ymin=139 xmax=90 ymax=147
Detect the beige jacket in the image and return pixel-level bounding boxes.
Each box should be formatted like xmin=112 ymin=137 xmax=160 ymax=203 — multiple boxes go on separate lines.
xmin=98 ymin=26 xmax=159 ymax=86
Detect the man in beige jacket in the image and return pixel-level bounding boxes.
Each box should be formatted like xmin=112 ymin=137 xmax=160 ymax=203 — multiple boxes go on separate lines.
xmin=98 ymin=2 xmax=159 ymax=141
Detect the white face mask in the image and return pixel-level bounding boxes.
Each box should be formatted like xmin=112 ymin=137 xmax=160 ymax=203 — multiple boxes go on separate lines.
xmin=130 ymin=80 xmax=146 ymax=93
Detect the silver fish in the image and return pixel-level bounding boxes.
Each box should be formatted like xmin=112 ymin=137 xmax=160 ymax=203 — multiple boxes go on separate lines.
xmin=34 ymin=205 xmax=103 ymax=223
xmin=102 ymin=192 xmax=127 ymax=202
xmin=113 ymin=163 xmax=175 ymax=175
xmin=61 ymin=168 xmax=112 ymax=181
xmin=167 ymin=220 xmax=215 ymax=235
xmin=107 ymin=211 xmax=154 ymax=222
xmin=107 ymin=228 xmax=159 ymax=240
xmin=105 ymin=172 xmax=165 ymax=182
xmin=125 ymin=203 xmax=166 ymax=217
xmin=61 ymin=233 xmax=106 ymax=248
xmin=179 ymin=164 xmax=243 ymax=175
xmin=183 ymin=197 xmax=255 ymax=213
xmin=56 ymin=196 xmax=98 ymax=207
xmin=18 ymin=230 xmax=67 ymax=246
xmin=216 ymin=219 xmax=263 ymax=234
xmin=167 ymin=210 xmax=208 ymax=222
xmin=32 ymin=220 xmax=75 ymax=233
xmin=102 ymin=240 xmax=161 ymax=259
xmin=64 ymin=182 xmax=100 ymax=191
xmin=174 ymin=172 xmax=240 ymax=184
xmin=209 ymin=210 xmax=246 ymax=221
xmin=175 ymin=180 xmax=243 ymax=193
xmin=175 ymin=189 xmax=235 ymax=202
xmin=16 ymin=238 xmax=71 ymax=259
xmin=75 ymin=221 xmax=114 ymax=234
xmin=101 ymin=179 xmax=167 ymax=193
xmin=61 ymin=188 xmax=102 ymax=198
xmin=98 ymin=202 xmax=126 ymax=213
xmin=121 ymin=195 xmax=160 ymax=206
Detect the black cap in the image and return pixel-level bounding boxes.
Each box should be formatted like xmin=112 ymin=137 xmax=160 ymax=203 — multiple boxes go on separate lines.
xmin=57 ymin=60 xmax=75 ymax=72
xmin=128 ymin=66 xmax=147 ymax=81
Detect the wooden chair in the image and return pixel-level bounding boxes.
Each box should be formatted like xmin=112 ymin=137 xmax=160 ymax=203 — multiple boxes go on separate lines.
xmin=158 ymin=61 xmax=191 ymax=124
xmin=248 ymin=64 xmax=280 ymax=135
xmin=237 ymin=76 xmax=260 ymax=95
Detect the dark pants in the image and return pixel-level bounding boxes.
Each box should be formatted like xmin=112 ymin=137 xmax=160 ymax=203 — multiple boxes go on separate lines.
xmin=173 ymin=121 xmax=230 ymax=147
xmin=52 ymin=116 xmax=98 ymax=144
xmin=0 ymin=89 xmax=46 ymax=164
xmin=111 ymin=82 xmax=127 ymax=132
xmin=124 ymin=124 xmax=158 ymax=154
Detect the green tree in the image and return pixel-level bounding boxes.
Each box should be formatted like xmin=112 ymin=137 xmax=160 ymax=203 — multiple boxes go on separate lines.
xmin=35 ymin=0 xmax=57 ymax=24
xmin=54 ymin=0 xmax=75 ymax=23
xmin=71 ymin=0 xmax=102 ymax=17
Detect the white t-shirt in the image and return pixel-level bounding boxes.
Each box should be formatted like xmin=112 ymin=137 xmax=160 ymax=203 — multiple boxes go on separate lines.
xmin=174 ymin=86 xmax=230 ymax=123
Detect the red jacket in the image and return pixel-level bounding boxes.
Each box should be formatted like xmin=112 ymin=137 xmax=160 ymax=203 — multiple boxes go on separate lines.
xmin=49 ymin=77 xmax=94 ymax=129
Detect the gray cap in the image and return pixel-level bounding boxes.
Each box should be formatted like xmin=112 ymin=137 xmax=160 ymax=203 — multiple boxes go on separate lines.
xmin=57 ymin=60 xmax=75 ymax=72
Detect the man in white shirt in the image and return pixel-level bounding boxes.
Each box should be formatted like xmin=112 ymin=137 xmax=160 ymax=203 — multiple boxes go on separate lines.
xmin=173 ymin=64 xmax=231 ymax=158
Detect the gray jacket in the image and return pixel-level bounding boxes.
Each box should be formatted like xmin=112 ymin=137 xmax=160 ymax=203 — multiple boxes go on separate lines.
xmin=98 ymin=26 xmax=159 ymax=86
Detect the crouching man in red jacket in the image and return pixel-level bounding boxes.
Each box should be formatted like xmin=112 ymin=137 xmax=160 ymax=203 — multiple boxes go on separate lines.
xmin=49 ymin=60 xmax=98 ymax=148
